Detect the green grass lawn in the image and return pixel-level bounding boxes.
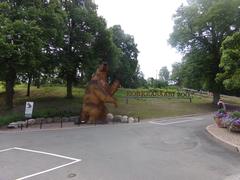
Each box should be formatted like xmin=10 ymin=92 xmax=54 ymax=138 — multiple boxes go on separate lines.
xmin=0 ymin=85 xmax=224 ymax=126
xmin=107 ymin=96 xmax=216 ymax=119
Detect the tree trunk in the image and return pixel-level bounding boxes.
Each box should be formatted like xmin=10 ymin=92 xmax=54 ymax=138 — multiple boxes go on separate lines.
xmin=66 ymin=74 xmax=73 ymax=98
xmin=5 ymin=68 xmax=16 ymax=109
xmin=36 ymin=78 xmax=40 ymax=89
xmin=212 ymin=92 xmax=220 ymax=105
xmin=34 ymin=74 xmax=41 ymax=89
xmin=27 ymin=73 xmax=32 ymax=97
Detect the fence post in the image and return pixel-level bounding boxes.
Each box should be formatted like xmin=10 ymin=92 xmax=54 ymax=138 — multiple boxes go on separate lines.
xmin=40 ymin=119 xmax=42 ymax=129
xmin=125 ymin=97 xmax=128 ymax=104
xmin=26 ymin=119 xmax=29 ymax=128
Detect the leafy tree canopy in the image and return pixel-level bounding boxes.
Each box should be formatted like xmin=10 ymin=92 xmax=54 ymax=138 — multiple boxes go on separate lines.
xmin=159 ymin=66 xmax=170 ymax=82
xmin=169 ymin=0 xmax=240 ymax=103
xmin=171 ymin=62 xmax=183 ymax=86
xmin=110 ymin=25 xmax=139 ymax=88
xmin=217 ymin=32 xmax=240 ymax=90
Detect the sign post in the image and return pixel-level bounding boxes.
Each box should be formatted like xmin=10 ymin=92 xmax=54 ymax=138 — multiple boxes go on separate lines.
xmin=25 ymin=102 xmax=34 ymax=128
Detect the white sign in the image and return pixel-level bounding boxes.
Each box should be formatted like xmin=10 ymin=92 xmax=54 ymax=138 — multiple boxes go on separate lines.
xmin=25 ymin=102 xmax=34 ymax=118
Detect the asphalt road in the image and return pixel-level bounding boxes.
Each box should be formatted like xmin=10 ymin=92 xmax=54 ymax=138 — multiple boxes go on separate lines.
xmin=0 ymin=114 xmax=240 ymax=180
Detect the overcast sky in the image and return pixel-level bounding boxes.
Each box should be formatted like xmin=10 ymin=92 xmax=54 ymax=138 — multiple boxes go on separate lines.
xmin=94 ymin=0 xmax=187 ymax=79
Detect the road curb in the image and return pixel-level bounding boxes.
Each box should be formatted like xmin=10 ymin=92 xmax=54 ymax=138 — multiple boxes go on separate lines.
xmin=0 ymin=122 xmax=142 ymax=134
xmin=0 ymin=124 xmax=106 ymax=134
xmin=146 ymin=113 xmax=213 ymax=122
xmin=206 ymin=124 xmax=240 ymax=153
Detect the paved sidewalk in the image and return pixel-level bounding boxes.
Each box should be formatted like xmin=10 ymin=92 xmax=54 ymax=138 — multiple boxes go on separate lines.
xmin=207 ymin=124 xmax=240 ymax=152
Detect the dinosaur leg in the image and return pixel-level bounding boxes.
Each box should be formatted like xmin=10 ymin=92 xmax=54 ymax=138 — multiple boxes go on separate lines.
xmin=98 ymin=105 xmax=108 ymax=124
xmin=80 ymin=109 xmax=89 ymax=124
xmin=88 ymin=107 xmax=103 ymax=124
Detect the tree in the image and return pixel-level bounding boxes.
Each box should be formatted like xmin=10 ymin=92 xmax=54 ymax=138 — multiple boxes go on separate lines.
xmin=110 ymin=25 xmax=139 ymax=88
xmin=87 ymin=18 xmax=121 ymax=82
xmin=180 ymin=52 xmax=206 ymax=90
xmin=25 ymin=0 xmax=66 ymax=96
xmin=147 ymin=77 xmax=155 ymax=87
xmin=159 ymin=66 xmax=169 ymax=82
xmin=217 ymin=32 xmax=240 ymax=90
xmin=171 ymin=62 xmax=183 ymax=86
xmin=0 ymin=0 xmax=66 ymax=108
xmin=0 ymin=2 xmax=43 ymax=109
xmin=33 ymin=0 xmax=66 ymax=90
xmin=137 ymin=72 xmax=147 ymax=88
xmin=59 ymin=0 xmax=93 ymax=98
xmin=169 ymin=0 xmax=240 ymax=104
xmin=59 ymin=0 xmax=120 ymax=97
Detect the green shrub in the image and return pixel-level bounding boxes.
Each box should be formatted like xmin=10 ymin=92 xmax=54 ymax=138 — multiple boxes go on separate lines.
xmin=0 ymin=108 xmax=80 ymax=126
xmin=231 ymin=111 xmax=240 ymax=118
xmin=32 ymin=108 xmax=78 ymax=118
xmin=0 ymin=114 xmax=24 ymax=126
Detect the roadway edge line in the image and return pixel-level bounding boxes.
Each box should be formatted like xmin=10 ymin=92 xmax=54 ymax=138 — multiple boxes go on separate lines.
xmin=145 ymin=113 xmax=213 ymax=122
xmin=149 ymin=118 xmax=205 ymax=125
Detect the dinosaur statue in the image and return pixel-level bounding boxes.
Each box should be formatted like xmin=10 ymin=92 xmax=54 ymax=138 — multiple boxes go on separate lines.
xmin=80 ymin=62 xmax=120 ymax=124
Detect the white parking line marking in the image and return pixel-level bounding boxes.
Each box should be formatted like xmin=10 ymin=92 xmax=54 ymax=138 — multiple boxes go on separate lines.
xmin=0 ymin=147 xmax=14 ymax=153
xmin=0 ymin=147 xmax=82 ymax=180
xmin=150 ymin=118 xmax=205 ymax=125
xmin=16 ymin=159 xmax=81 ymax=180
xmin=14 ymin=147 xmax=80 ymax=161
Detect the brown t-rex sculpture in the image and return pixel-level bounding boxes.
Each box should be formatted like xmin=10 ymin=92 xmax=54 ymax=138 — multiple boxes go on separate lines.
xmin=80 ymin=63 xmax=120 ymax=124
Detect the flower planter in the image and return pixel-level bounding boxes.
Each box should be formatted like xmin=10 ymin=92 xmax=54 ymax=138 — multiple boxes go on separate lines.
xmin=214 ymin=116 xmax=224 ymax=128
xmin=229 ymin=119 xmax=240 ymax=132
